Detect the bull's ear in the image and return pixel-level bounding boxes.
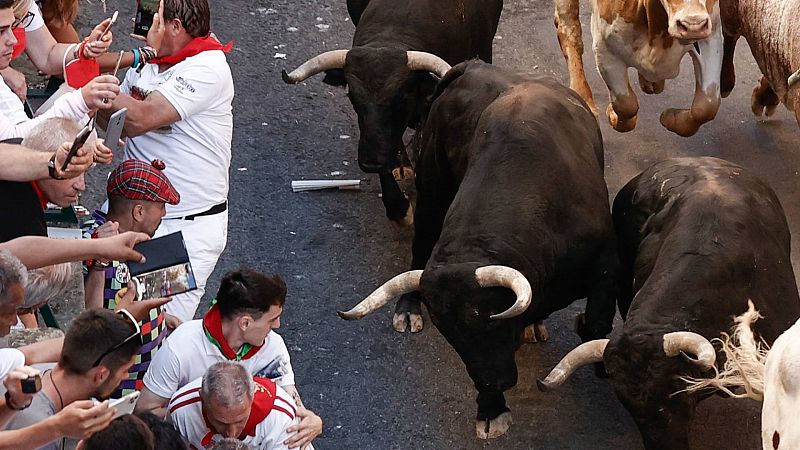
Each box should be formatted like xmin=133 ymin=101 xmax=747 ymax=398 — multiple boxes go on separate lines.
xmin=322 ymin=69 xmax=347 ymax=87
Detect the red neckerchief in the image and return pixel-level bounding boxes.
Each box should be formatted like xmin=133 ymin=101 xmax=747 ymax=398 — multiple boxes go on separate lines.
xmin=149 ymin=34 xmax=233 ymax=67
xmin=30 ymin=182 xmax=48 ymax=210
xmin=199 ymin=378 xmax=277 ymax=446
xmin=201 ymin=304 xmax=262 ymax=360
xmin=11 ymin=28 xmax=25 ymax=60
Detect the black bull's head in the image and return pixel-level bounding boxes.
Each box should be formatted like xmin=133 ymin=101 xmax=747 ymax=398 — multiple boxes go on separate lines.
xmin=282 ymin=48 xmax=451 ymax=173
xmin=337 ymin=264 xmax=534 ymax=415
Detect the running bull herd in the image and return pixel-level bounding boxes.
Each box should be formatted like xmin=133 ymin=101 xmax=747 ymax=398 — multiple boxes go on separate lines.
xmin=281 ymin=0 xmax=800 ymax=447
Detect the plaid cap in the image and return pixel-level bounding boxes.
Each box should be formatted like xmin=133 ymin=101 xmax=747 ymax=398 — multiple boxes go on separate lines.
xmin=107 ymin=159 xmax=180 ymax=205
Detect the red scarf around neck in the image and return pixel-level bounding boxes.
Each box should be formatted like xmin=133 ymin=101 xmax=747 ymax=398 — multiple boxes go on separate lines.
xmin=200 ymin=378 xmax=277 ymax=446
xmin=202 ymin=304 xmax=262 ymax=361
xmin=149 ymin=34 xmax=233 ymax=67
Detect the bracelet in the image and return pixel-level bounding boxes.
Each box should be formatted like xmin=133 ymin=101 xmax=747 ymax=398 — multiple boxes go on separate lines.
xmin=4 ymin=391 xmax=30 ymax=411
xmin=135 ymin=46 xmax=158 ymax=73
xmin=78 ymin=40 xmax=88 ymax=59
xmin=132 ymin=48 xmax=140 ymax=69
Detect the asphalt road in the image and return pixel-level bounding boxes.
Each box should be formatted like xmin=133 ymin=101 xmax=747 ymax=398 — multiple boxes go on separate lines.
xmin=71 ymin=0 xmax=800 ymax=449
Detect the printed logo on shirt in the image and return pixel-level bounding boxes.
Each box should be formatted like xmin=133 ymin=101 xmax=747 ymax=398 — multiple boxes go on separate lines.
xmin=253 ymin=357 xmax=288 ymax=381
xmin=114 ymin=263 xmax=131 ymax=285
xmin=174 ymin=76 xmax=196 ymax=93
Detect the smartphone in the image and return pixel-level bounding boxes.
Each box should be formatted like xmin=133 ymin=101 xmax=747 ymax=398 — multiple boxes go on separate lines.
xmin=20 ymin=374 xmax=42 ymax=394
xmin=103 ymin=108 xmax=127 ymax=152
xmin=96 ymin=11 xmax=118 ymax=42
xmin=60 ymin=124 xmax=92 ymax=171
xmin=133 ymin=0 xmax=159 ymax=37
xmin=109 ymin=391 xmax=140 ymax=418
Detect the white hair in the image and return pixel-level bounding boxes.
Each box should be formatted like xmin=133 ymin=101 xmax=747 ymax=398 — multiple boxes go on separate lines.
xmin=0 ymin=250 xmax=28 ymax=305
xmin=201 ymin=362 xmax=255 ymax=407
xmin=680 ymin=300 xmax=768 ymax=400
xmin=22 ymin=118 xmax=82 ymax=154
xmin=22 ymin=263 xmax=73 ymax=309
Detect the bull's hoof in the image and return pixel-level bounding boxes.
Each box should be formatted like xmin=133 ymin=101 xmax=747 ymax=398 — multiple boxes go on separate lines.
xmin=392 ymin=165 xmax=415 ymax=182
xmin=659 ymin=108 xmax=700 ymax=137
xmin=522 ymin=321 xmax=548 ymax=343
xmin=392 ymin=312 xmax=424 ymax=333
xmin=475 ymin=412 xmax=513 ymax=439
xmin=751 ymin=78 xmax=780 ymax=117
xmin=390 ymin=202 xmax=414 ymax=229
xmin=607 ymin=104 xmax=637 ymax=132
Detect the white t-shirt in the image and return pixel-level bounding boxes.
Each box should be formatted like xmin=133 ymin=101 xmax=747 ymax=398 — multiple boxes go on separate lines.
xmin=0 ymin=76 xmax=89 ymax=141
xmin=0 ymin=348 xmax=26 ymax=380
xmin=25 ymin=2 xmax=45 ymax=32
xmin=169 ymin=377 xmax=297 ymax=450
xmin=143 ymin=320 xmax=295 ymax=400
xmin=120 ymin=50 xmax=234 ymax=218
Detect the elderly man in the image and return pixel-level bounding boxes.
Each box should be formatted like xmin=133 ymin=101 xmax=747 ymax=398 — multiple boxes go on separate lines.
xmin=135 ymin=269 xmax=321 ymax=448
xmin=169 ymin=362 xmax=300 ymax=450
xmin=83 ymin=158 xmax=180 ymax=397
xmin=101 ymin=0 xmax=234 ymax=322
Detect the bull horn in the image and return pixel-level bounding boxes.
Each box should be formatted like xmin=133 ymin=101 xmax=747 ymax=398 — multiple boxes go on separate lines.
xmin=537 ymin=339 xmax=609 ymax=391
xmin=663 ymin=331 xmax=717 ymax=369
xmin=789 ymin=68 xmax=800 ymax=87
xmin=337 ymin=270 xmax=423 ymax=320
xmin=281 ymin=50 xmax=349 ymax=84
xmin=406 ymin=51 xmax=451 ymax=78
xmin=475 ymin=266 xmax=532 ymax=320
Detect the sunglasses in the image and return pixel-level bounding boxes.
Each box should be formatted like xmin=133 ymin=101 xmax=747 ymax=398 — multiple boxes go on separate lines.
xmin=91 ymin=309 xmax=142 ymax=368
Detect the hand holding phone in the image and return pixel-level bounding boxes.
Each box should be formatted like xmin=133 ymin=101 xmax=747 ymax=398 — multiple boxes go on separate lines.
xmin=103 ymin=108 xmax=127 ymax=152
xmin=61 ymin=125 xmax=92 ymax=171
xmin=108 ymin=391 xmax=140 ymax=418
xmin=133 ymin=0 xmax=160 ymax=37
xmin=21 ymin=374 xmax=42 ymax=394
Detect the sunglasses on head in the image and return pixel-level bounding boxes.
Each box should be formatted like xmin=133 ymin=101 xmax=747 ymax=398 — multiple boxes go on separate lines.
xmin=91 ymin=309 xmax=142 ymax=368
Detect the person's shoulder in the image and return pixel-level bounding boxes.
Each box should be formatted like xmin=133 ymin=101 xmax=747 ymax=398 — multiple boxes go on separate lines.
xmin=168 ymin=377 xmax=203 ymax=413
xmin=167 ymin=318 xmax=204 ymax=341
xmin=179 ymin=51 xmax=232 ymax=80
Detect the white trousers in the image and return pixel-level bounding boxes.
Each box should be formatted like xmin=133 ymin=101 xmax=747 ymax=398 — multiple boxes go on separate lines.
xmin=154 ymin=211 xmax=228 ymax=322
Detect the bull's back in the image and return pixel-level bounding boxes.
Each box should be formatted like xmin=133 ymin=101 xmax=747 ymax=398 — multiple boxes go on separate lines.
xmin=353 ymin=0 xmax=503 ymax=62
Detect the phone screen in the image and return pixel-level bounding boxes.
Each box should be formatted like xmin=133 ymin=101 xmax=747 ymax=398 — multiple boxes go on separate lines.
xmin=133 ymin=0 xmax=160 ymax=36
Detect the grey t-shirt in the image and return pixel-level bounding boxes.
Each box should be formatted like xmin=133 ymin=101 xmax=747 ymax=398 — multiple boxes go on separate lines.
xmin=3 ymin=389 xmax=60 ymax=450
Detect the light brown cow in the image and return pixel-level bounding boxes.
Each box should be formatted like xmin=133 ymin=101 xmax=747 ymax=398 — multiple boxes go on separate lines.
xmin=555 ymin=0 xmax=723 ymax=136
xmin=720 ymin=0 xmax=800 ymax=127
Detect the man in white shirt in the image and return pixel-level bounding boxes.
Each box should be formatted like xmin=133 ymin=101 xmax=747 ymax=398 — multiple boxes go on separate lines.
xmin=135 ymin=270 xmax=321 ymax=448
xmin=0 ymin=0 xmax=119 ymax=141
xmin=169 ymin=362 xmax=300 ymax=450
xmin=102 ymin=0 xmax=233 ymax=322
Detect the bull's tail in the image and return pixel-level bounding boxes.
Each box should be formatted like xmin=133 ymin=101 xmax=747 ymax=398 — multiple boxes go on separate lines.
xmin=680 ymin=300 xmax=768 ymax=401
xmin=554 ymin=0 xmax=597 ymax=115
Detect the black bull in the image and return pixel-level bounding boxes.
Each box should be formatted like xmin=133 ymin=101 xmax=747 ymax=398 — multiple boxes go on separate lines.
xmin=282 ymin=0 xmax=503 ymax=225
xmin=340 ymin=61 xmax=619 ymax=438
xmin=539 ymin=157 xmax=800 ymax=450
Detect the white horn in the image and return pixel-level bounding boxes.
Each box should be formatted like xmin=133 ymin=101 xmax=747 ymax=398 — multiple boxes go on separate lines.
xmin=406 ymin=51 xmax=451 ymax=78
xmin=338 ymin=270 xmax=423 ymax=320
xmin=282 ymin=50 xmax=349 ymax=84
xmin=475 ymin=266 xmax=532 ymax=320
xmin=663 ymin=331 xmax=717 ymax=369
xmin=789 ymin=68 xmax=800 ymax=87
xmin=537 ymin=339 xmax=609 ymax=391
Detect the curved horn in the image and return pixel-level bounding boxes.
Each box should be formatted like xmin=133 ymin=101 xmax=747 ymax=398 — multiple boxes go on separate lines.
xmin=789 ymin=68 xmax=800 ymax=87
xmin=475 ymin=266 xmax=532 ymax=320
xmin=337 ymin=270 xmax=423 ymax=320
xmin=282 ymin=50 xmax=349 ymax=84
xmin=406 ymin=51 xmax=451 ymax=78
xmin=537 ymin=339 xmax=609 ymax=391
xmin=663 ymin=331 xmax=717 ymax=369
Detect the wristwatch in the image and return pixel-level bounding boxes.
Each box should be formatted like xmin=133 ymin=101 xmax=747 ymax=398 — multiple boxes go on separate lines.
xmin=48 ymin=153 xmax=65 ymax=180
xmin=4 ymin=391 xmax=31 ymax=410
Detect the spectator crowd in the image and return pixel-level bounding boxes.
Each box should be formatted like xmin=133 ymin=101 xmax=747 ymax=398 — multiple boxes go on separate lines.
xmin=0 ymin=0 xmax=323 ymax=448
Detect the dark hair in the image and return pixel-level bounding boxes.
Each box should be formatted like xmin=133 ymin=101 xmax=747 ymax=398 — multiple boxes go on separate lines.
xmin=164 ymin=0 xmax=210 ymax=38
xmin=136 ymin=412 xmax=188 ymax=450
xmin=82 ymin=414 xmax=154 ymax=450
xmin=0 ymin=0 xmax=14 ymax=10
xmin=215 ymin=269 xmax=286 ymax=320
xmin=60 ymin=309 xmax=141 ymax=375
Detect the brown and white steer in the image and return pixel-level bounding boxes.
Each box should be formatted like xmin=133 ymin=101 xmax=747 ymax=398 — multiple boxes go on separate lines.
xmin=685 ymin=301 xmax=800 ymax=450
xmin=554 ymin=0 xmax=723 ymax=136
xmin=719 ymin=0 xmax=800 ymax=127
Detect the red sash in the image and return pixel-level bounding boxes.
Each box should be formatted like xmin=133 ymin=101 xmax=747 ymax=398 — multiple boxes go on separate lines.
xmin=11 ymin=28 xmax=25 ymax=60
xmin=200 ymin=378 xmax=277 ymax=447
xmin=202 ymin=304 xmax=262 ymax=360
xmin=149 ymin=34 xmax=233 ymax=67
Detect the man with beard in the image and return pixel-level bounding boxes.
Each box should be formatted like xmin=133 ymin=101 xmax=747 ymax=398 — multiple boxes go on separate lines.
xmin=3 ymin=308 xmax=142 ymax=449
